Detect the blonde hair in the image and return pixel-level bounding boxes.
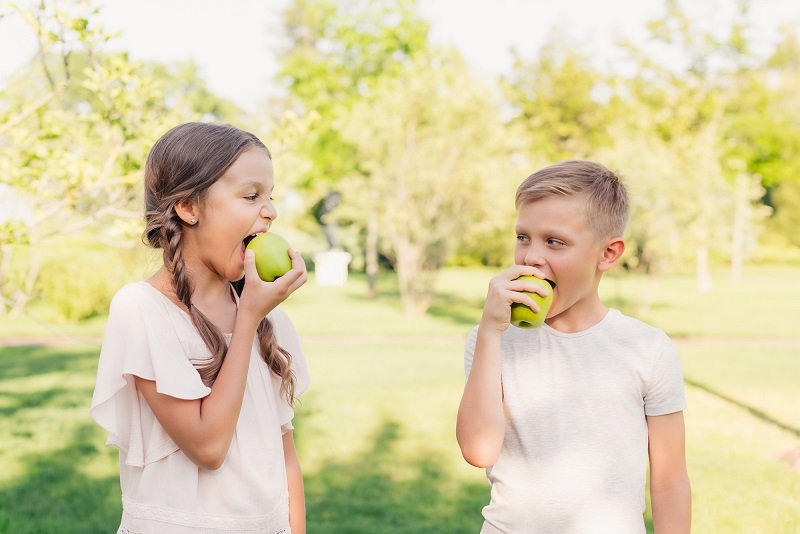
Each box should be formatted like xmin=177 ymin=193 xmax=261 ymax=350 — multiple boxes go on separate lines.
xmin=143 ymin=122 xmax=296 ymax=404
xmin=515 ymin=160 xmax=629 ymax=238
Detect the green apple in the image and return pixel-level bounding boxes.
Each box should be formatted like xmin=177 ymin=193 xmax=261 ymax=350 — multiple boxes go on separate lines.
xmin=246 ymin=232 xmax=292 ymax=282
xmin=510 ymin=275 xmax=554 ymax=328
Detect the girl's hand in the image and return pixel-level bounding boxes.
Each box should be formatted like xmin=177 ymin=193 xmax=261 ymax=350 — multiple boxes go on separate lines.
xmin=238 ymin=249 xmax=307 ymax=323
xmin=479 ymin=264 xmax=549 ymax=334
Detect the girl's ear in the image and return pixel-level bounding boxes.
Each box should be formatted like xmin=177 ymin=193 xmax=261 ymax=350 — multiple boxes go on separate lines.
xmin=174 ymin=199 xmax=199 ymax=226
xmin=598 ymin=237 xmax=625 ymax=272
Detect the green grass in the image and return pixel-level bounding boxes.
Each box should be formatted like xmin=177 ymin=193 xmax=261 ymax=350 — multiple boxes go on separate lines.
xmin=1 ymin=265 xmax=799 ymax=532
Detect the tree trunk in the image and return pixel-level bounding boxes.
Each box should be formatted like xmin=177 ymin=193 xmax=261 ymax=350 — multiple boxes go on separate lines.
xmin=0 ymin=244 xmax=11 ymax=315
xmin=366 ymin=211 xmax=378 ymax=298
xmin=696 ymin=244 xmax=713 ymax=293
xmin=395 ymin=240 xmax=432 ymax=315
xmin=730 ymin=172 xmax=747 ymax=282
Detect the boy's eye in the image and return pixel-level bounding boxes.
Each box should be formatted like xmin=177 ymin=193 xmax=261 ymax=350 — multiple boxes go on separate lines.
xmin=547 ymin=238 xmax=565 ymax=246
xmin=244 ymin=194 xmax=258 ymax=201
xmin=516 ymin=235 xmax=529 ymax=243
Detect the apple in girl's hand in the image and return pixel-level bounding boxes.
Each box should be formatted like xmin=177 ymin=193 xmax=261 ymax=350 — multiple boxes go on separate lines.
xmin=510 ymin=275 xmax=554 ymax=328
xmin=246 ymin=233 xmax=292 ymax=282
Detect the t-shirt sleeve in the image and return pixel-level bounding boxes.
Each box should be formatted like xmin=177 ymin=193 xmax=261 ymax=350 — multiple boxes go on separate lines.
xmin=643 ymin=334 xmax=687 ymax=416
xmin=268 ymin=308 xmax=310 ymax=434
xmin=89 ymin=284 xmax=212 ymax=467
xmin=463 ymin=326 xmax=479 ymax=380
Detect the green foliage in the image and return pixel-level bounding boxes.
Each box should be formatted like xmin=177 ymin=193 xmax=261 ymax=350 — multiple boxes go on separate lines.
xmin=340 ymin=52 xmax=519 ymax=313
xmin=278 ymin=0 xmax=430 ymax=191
xmin=35 ymin=245 xmax=132 ymax=321
xmin=503 ymin=36 xmax=618 ymax=160
xmin=0 ymin=0 xmax=242 ymax=315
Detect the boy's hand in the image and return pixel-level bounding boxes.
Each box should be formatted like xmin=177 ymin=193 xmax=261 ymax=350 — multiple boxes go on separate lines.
xmin=239 ymin=249 xmax=307 ymax=323
xmin=480 ymin=265 xmax=550 ymax=334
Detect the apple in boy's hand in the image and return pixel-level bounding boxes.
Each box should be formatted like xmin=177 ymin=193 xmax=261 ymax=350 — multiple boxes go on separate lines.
xmin=510 ymin=275 xmax=554 ymax=328
xmin=246 ymin=233 xmax=292 ymax=282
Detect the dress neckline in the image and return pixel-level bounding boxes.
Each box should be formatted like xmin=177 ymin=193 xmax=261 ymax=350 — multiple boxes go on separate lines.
xmin=137 ymin=280 xmax=236 ymax=338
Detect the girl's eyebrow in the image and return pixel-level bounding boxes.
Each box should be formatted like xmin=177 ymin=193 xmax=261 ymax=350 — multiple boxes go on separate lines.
xmin=241 ymin=180 xmax=272 ymax=191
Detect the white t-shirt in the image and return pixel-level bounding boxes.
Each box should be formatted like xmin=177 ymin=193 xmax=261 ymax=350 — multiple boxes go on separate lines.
xmin=91 ymin=281 xmax=310 ymax=534
xmin=464 ymin=308 xmax=686 ymax=534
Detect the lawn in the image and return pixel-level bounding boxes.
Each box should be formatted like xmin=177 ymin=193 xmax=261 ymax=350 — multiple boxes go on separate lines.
xmin=0 ymin=265 xmax=798 ymax=533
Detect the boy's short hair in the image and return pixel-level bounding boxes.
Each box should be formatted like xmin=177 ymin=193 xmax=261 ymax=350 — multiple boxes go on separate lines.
xmin=515 ymin=160 xmax=630 ymax=239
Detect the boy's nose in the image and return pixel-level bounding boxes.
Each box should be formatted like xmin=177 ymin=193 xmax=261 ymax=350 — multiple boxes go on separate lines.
xmin=524 ymin=249 xmax=546 ymax=268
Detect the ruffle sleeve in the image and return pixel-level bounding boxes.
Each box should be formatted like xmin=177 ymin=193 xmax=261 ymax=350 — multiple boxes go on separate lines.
xmin=267 ymin=308 xmax=310 ymax=433
xmin=90 ymin=283 xmax=212 ymax=467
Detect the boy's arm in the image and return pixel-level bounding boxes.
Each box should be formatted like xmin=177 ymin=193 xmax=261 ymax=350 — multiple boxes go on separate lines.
xmin=283 ymin=431 xmax=306 ymax=534
xmin=456 ymin=327 xmax=506 ymax=467
xmin=456 ymin=265 xmax=547 ymax=468
xmin=647 ymin=411 xmax=691 ymax=534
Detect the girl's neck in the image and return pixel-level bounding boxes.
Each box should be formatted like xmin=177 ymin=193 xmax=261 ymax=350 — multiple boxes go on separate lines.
xmin=148 ymin=265 xmax=232 ymax=307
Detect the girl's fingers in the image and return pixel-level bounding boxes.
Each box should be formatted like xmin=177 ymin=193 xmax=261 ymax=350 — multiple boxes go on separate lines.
xmin=242 ymin=250 xmax=260 ymax=281
xmin=271 ymin=250 xmax=307 ymax=291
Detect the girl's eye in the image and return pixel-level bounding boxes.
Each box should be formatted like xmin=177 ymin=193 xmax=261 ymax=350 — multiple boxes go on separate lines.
xmin=245 ymin=194 xmax=258 ymax=201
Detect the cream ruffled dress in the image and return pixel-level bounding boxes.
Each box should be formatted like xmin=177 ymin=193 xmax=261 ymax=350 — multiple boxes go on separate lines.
xmin=90 ymin=281 xmax=309 ymax=534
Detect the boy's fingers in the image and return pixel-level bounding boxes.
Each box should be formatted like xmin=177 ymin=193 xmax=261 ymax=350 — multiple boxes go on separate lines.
xmin=506 ymin=290 xmax=540 ymax=312
xmin=504 ymin=264 xmax=546 ymax=281
xmin=506 ymin=279 xmax=550 ymax=298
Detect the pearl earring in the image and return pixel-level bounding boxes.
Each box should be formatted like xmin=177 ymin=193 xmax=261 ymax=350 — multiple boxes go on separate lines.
xmin=191 ymin=218 xmax=197 ymax=224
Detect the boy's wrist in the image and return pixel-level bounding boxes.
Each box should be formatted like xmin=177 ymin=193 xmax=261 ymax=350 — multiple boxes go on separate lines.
xmin=476 ymin=321 xmax=505 ymax=341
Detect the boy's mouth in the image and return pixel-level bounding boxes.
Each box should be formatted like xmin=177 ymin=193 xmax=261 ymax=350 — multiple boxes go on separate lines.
xmin=545 ymin=279 xmax=556 ymax=290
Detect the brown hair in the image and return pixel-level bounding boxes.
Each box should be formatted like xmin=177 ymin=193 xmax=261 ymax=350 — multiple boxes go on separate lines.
xmin=143 ymin=122 xmax=296 ymax=403
xmin=515 ymin=160 xmax=629 ymax=239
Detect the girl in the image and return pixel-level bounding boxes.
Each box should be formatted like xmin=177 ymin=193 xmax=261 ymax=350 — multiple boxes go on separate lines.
xmin=91 ymin=122 xmax=309 ymax=534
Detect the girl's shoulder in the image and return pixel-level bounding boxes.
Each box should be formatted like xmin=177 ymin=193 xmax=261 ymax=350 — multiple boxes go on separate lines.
xmin=110 ymin=281 xmax=180 ymax=317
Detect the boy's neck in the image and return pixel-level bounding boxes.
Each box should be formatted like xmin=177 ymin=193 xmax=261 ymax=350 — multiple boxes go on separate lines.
xmin=545 ymin=296 xmax=608 ymax=334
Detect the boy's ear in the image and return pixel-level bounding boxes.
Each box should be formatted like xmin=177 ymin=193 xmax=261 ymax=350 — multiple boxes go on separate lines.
xmin=174 ymin=199 xmax=199 ymax=226
xmin=598 ymin=237 xmax=625 ymax=272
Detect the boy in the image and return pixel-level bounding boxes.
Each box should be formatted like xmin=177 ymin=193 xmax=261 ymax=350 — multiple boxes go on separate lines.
xmin=456 ymin=161 xmax=691 ymax=533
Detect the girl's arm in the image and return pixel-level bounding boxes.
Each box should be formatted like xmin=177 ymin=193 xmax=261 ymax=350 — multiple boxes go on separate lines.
xmin=283 ymin=431 xmax=306 ymax=533
xmin=135 ymin=250 xmax=307 ymax=470
xmin=647 ymin=411 xmax=691 ymax=533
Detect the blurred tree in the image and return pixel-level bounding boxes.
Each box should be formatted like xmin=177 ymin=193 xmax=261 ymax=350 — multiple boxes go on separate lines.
xmin=502 ymin=32 xmax=620 ymax=162
xmin=277 ymin=0 xmax=429 ymax=294
xmin=0 ymin=0 xmax=240 ymax=316
xmin=340 ymin=52 xmax=515 ymax=314
xmin=611 ymin=0 xmax=790 ymax=288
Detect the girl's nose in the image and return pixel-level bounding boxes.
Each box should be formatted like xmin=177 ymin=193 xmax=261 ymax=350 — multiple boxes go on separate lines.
xmin=261 ymin=202 xmax=277 ymax=222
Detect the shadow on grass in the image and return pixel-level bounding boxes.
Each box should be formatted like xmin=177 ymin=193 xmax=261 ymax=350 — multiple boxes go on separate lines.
xmin=426 ymin=293 xmax=484 ymax=327
xmin=684 ymin=376 xmax=800 ymax=437
xmin=0 ymin=421 xmax=121 ymax=534
xmin=304 ymin=418 xmax=488 ymax=533
xmin=0 ymin=344 xmax=99 ymax=380
xmin=0 ymin=344 xmax=120 ymax=533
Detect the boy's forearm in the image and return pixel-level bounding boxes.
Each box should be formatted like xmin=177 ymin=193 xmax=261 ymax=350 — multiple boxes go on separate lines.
xmin=651 ymin=481 xmax=691 ymax=534
xmin=456 ymin=327 xmax=506 ymax=467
